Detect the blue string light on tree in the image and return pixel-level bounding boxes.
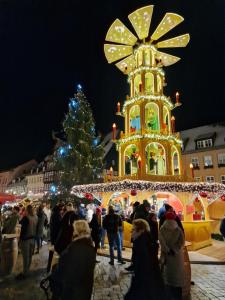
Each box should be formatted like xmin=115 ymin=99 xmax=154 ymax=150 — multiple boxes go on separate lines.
xmin=90 ymin=127 xmax=95 ymax=134
xmin=50 ymin=184 xmax=57 ymax=194
xmin=58 ymin=146 xmax=67 ymax=157
xmin=93 ymin=137 xmax=100 ymax=147
xmin=69 ymin=98 xmax=79 ymax=110
xmin=77 ymin=84 xmax=82 ymax=92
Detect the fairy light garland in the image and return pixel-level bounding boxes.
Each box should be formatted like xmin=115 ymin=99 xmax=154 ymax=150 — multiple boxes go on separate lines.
xmin=71 ymin=179 xmax=225 ymax=194
xmin=115 ymin=133 xmax=182 ymax=146
xmin=128 ymin=66 xmax=165 ymax=78
xmin=122 ymin=95 xmax=173 ymax=113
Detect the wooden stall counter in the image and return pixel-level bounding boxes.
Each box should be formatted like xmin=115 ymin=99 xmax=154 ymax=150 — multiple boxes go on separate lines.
xmin=182 ymin=221 xmax=212 ymax=251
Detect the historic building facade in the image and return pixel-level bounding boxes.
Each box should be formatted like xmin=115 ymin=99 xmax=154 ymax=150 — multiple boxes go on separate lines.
xmin=0 ymin=160 xmax=37 ymax=193
xmin=181 ymin=122 xmax=225 ymax=183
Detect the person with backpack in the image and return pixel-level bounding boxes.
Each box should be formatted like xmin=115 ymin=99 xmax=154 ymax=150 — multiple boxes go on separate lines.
xmin=103 ymin=206 xmax=125 ymax=265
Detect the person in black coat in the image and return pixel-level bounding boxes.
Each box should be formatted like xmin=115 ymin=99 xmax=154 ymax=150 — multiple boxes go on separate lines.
xmin=35 ymin=205 xmax=47 ymax=253
xmin=54 ymin=202 xmax=79 ymax=255
xmin=51 ymin=220 xmax=96 ymax=300
xmin=124 ymin=219 xmax=166 ymax=300
xmin=89 ymin=212 xmax=101 ymax=253
xmin=47 ymin=204 xmax=64 ymax=273
xmin=148 ymin=212 xmax=159 ymax=262
xmin=50 ymin=204 xmax=63 ymax=246
xmin=127 ymin=201 xmax=140 ymax=224
xmin=220 ymin=215 xmax=225 ymax=239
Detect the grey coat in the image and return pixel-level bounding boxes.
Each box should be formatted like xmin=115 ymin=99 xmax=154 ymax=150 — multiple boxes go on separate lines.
xmin=159 ymin=220 xmax=185 ymax=287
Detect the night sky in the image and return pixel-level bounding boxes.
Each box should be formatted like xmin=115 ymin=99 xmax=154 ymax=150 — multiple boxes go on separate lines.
xmin=0 ymin=0 xmax=224 ymax=170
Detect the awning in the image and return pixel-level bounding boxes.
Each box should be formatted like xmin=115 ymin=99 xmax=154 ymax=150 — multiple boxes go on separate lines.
xmin=0 ymin=193 xmax=16 ymax=205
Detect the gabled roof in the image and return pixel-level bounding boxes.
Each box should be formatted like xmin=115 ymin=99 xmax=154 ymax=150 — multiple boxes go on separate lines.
xmin=180 ymin=122 xmax=225 ymax=152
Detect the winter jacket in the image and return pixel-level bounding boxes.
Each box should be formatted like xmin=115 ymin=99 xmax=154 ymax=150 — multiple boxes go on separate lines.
xmin=55 ymin=211 xmax=79 ymax=254
xmin=134 ymin=204 xmax=149 ymax=220
xmin=125 ymin=231 xmax=166 ymax=300
xmin=103 ymin=213 xmax=122 ymax=234
xmin=20 ymin=215 xmax=38 ymax=241
xmin=50 ymin=207 xmax=62 ymax=245
xmin=51 ymin=237 xmax=96 ymax=300
xmin=220 ymin=217 xmax=225 ymax=237
xmin=2 ymin=212 xmax=19 ymax=234
xmin=89 ymin=213 xmax=101 ymax=243
xmin=159 ymin=219 xmax=185 ymax=288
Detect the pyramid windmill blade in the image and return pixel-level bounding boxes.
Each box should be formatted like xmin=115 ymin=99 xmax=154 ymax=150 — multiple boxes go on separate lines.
xmin=128 ymin=5 xmax=154 ymax=40
xmin=104 ymin=44 xmax=133 ymax=63
xmin=156 ymin=34 xmax=190 ymax=48
xmin=151 ymin=13 xmax=184 ymax=41
xmin=115 ymin=54 xmax=136 ymax=73
xmin=156 ymin=51 xmax=180 ymax=66
xmin=105 ymin=19 xmax=137 ymax=46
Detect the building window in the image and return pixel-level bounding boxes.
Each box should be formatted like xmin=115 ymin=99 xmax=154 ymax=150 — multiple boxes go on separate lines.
xmin=206 ymin=176 xmax=214 ymax=183
xmin=204 ymin=155 xmax=213 ymax=167
xmin=196 ymin=139 xmax=213 ymax=149
xmin=218 ymin=153 xmax=225 ymax=166
xmin=191 ymin=157 xmax=199 ymax=168
xmin=221 ymin=175 xmax=225 ymax=184
xmin=195 ymin=177 xmax=201 ymax=182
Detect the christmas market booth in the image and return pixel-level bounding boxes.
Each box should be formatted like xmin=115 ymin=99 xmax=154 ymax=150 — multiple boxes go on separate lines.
xmin=72 ymin=180 xmax=225 ymax=251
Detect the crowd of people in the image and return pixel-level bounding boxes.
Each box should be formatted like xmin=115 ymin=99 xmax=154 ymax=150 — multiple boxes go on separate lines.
xmin=0 ymin=199 xmax=189 ymax=300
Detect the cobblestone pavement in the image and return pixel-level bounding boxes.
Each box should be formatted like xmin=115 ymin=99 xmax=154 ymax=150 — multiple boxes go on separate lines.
xmin=0 ymin=245 xmax=225 ymax=300
xmin=93 ymin=257 xmax=225 ymax=300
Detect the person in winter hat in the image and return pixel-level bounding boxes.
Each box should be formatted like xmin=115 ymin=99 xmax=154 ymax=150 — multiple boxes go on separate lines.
xmin=159 ymin=211 xmax=185 ymax=300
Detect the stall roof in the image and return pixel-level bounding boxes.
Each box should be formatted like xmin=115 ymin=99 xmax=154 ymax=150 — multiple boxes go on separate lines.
xmin=71 ymin=179 xmax=225 ymax=194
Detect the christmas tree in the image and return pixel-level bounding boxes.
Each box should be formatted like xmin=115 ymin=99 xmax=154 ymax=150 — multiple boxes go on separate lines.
xmin=54 ymin=85 xmax=104 ymax=195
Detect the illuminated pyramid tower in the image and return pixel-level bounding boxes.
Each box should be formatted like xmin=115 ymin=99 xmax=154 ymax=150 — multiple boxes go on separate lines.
xmin=104 ymin=5 xmax=190 ymax=181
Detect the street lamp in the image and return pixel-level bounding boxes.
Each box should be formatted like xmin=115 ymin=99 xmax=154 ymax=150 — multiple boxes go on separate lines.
xmin=189 ymin=163 xmax=194 ymax=179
